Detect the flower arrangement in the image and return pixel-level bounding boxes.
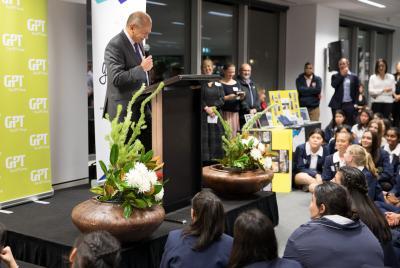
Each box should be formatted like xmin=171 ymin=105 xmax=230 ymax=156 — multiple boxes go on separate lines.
xmin=213 ymin=105 xmax=277 ymax=171
xmin=91 ymin=82 xmax=165 ymax=218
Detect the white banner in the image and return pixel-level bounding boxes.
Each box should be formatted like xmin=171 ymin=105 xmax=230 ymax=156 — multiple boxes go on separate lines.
xmin=92 ymin=0 xmax=146 ymax=180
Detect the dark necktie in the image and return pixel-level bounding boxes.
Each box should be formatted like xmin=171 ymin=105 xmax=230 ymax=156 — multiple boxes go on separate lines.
xmin=133 ymin=43 xmax=142 ymax=63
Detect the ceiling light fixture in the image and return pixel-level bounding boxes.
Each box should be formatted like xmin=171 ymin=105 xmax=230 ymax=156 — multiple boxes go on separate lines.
xmin=171 ymin=21 xmax=185 ymax=26
xmin=357 ymin=0 xmax=386 ymax=8
xmin=208 ymin=11 xmax=233 ymax=17
xmin=147 ymin=1 xmax=167 ymax=6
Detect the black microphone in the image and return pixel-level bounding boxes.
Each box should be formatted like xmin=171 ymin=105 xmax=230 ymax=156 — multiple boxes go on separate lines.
xmin=144 ymin=44 xmax=150 ymax=57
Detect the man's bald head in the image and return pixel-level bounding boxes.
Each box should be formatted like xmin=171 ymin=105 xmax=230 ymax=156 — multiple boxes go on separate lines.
xmin=125 ymin=11 xmax=152 ymax=43
xmin=126 ymin=11 xmax=152 ymax=28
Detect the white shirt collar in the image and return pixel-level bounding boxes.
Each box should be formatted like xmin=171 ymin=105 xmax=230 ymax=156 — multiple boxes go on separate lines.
xmin=123 ymin=28 xmax=137 ymax=51
xmin=333 ymin=151 xmax=345 ymax=166
xmin=305 ymin=142 xmax=323 ymax=157
xmin=356 ymin=166 xmax=364 ymax=171
xmin=384 ymin=143 xmax=400 ymax=156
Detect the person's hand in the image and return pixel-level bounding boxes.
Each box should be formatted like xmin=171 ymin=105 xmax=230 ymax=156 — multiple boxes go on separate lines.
xmin=204 ymin=106 xmax=215 ymax=117
xmin=383 ymin=87 xmax=392 ymax=93
xmin=340 ymin=67 xmax=349 ymax=77
xmin=250 ymin=109 xmax=257 ymax=114
xmin=385 ymin=212 xmax=400 ymax=227
xmin=0 ymin=246 xmax=18 ymax=268
xmin=238 ymin=92 xmax=246 ymax=100
xmin=140 ymin=55 xmax=153 ymax=72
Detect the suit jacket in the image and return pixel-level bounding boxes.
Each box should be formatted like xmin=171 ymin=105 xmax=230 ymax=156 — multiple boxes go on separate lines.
xmin=295 ymin=73 xmax=322 ymax=108
xmin=160 ymin=229 xmax=233 ymax=268
xmin=237 ymin=76 xmax=261 ymax=113
xmin=103 ymin=30 xmax=147 ymax=121
xmin=329 ymin=72 xmax=360 ymax=109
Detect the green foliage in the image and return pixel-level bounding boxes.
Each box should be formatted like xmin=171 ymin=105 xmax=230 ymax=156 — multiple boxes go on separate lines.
xmin=92 ymin=82 xmax=166 ymax=218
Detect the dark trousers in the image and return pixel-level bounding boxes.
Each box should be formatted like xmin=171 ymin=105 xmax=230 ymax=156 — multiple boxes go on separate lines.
xmin=331 ymin=102 xmax=356 ymax=126
xmin=393 ymin=102 xmax=400 ymax=127
xmin=372 ymin=102 xmax=393 ymax=120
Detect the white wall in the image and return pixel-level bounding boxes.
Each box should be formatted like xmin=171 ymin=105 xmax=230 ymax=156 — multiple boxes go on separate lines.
xmin=285 ymin=4 xmax=339 ymax=127
xmin=48 ymin=0 xmax=88 ymax=185
xmin=285 ymin=4 xmax=316 ymax=90
xmin=314 ymin=5 xmax=339 ymax=128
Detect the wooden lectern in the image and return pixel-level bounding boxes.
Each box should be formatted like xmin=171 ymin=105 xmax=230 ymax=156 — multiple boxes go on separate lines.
xmin=145 ymin=75 xmax=221 ymax=212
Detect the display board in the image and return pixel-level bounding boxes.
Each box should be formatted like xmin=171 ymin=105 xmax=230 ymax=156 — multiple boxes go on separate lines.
xmin=250 ymin=128 xmax=293 ymax=193
xmin=0 ymin=0 xmax=53 ymax=207
xmin=268 ymin=90 xmax=301 ymax=126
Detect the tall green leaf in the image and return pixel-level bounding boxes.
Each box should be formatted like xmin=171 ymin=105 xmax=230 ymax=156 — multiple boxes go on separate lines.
xmin=110 ymin=144 xmax=119 ymax=166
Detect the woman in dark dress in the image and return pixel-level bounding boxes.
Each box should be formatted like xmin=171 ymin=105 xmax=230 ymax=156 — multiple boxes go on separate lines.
xmin=200 ymin=59 xmax=225 ymax=164
xmin=393 ymin=62 xmax=400 ymax=127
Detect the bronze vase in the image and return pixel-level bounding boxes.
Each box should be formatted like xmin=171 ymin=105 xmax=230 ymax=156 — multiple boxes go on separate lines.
xmin=71 ymin=198 xmax=165 ymax=242
xmin=202 ymin=164 xmax=274 ymax=196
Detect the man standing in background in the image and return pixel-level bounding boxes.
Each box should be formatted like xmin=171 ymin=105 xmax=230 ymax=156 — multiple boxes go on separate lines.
xmin=103 ymin=11 xmax=153 ymax=150
xmin=237 ymin=63 xmax=261 ymax=127
xmin=330 ymin=58 xmax=360 ymax=126
xmin=295 ymin=62 xmax=322 ymax=121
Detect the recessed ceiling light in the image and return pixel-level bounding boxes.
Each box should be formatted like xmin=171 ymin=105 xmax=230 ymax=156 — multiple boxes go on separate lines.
xmin=147 ymin=1 xmax=167 ymax=6
xmin=358 ymin=0 xmax=386 ymax=8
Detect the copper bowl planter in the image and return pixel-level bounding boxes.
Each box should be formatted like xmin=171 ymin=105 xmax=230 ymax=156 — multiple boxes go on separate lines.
xmin=71 ymin=198 xmax=165 ymax=242
xmin=202 ymin=164 xmax=274 ymax=196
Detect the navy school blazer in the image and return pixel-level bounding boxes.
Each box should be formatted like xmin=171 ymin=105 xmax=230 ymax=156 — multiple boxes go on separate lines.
xmin=293 ymin=143 xmax=329 ymax=178
xmin=361 ymin=167 xmax=384 ymax=202
xmin=321 ymin=152 xmax=345 ymax=181
xmin=375 ymin=149 xmax=394 ymax=184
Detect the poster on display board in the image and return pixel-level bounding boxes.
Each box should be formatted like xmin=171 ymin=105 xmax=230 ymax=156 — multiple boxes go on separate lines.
xmin=0 ymin=0 xmax=53 ymax=207
xmin=268 ymin=90 xmax=301 ymax=126
xmin=92 ymin=0 xmax=146 ymax=181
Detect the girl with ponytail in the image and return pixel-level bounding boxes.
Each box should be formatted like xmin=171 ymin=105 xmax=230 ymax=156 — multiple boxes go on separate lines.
xmin=341 ymin=144 xmax=384 ymax=202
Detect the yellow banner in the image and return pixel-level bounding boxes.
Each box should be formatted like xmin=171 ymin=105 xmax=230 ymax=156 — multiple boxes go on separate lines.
xmin=0 ymin=0 xmax=52 ymax=205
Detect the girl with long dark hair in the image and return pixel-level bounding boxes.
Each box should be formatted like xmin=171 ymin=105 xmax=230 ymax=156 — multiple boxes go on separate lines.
xmin=228 ymin=210 xmax=300 ymax=268
xmin=324 ymin=109 xmax=346 ymax=142
xmin=351 ymin=108 xmax=373 ymax=142
xmin=160 ymin=190 xmax=232 ymax=268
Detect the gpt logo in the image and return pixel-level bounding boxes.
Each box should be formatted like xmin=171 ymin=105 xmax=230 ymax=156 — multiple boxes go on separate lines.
xmin=4 ymin=75 xmax=25 ymax=92
xmin=4 ymin=115 xmax=24 ymax=130
xmin=2 ymin=0 xmax=22 ymax=10
xmin=30 ymin=168 xmax=49 ymax=182
xmin=28 ymin=59 xmax=47 ymax=74
xmin=96 ymin=0 xmax=127 ymax=3
xmin=29 ymin=133 xmax=48 ymax=148
xmin=2 ymin=34 xmax=23 ymax=50
xmin=5 ymin=155 xmax=25 ymax=169
xmin=27 ymin=19 xmax=46 ymax=35
xmin=29 ymin=98 xmax=48 ymax=113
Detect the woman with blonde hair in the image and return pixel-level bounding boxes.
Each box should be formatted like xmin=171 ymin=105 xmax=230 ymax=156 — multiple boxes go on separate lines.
xmin=341 ymin=144 xmax=384 ymax=202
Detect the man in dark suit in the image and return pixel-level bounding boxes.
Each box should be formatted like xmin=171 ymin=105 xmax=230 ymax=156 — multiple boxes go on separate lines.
xmin=330 ymin=58 xmax=360 ymax=126
xmin=237 ymin=63 xmax=261 ymax=127
xmin=296 ymin=62 xmax=322 ymax=121
xmin=103 ymin=11 xmax=153 ymax=149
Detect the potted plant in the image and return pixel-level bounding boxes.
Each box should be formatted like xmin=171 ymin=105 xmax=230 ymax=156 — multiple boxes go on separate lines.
xmin=71 ymin=82 xmax=166 ymax=242
xmin=202 ymin=106 xmax=275 ymax=196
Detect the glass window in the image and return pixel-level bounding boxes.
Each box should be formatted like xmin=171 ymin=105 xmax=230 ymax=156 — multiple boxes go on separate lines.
xmin=357 ymin=30 xmax=371 ymax=87
xmin=339 ymin=26 xmax=351 ymax=60
xmin=147 ymin=0 xmax=187 ymax=82
xmin=202 ymin=1 xmax=236 ymax=75
xmin=376 ymin=32 xmax=388 ymax=61
xmin=248 ymin=9 xmax=279 ymax=91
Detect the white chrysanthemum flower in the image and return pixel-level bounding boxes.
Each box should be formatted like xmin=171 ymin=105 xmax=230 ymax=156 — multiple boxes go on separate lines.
xmin=241 ymin=138 xmax=250 ymax=146
xmin=264 ymin=157 xmax=272 ymax=169
xmin=125 ymin=162 xmax=156 ymax=193
xmin=257 ymin=143 xmax=265 ymax=153
xmin=250 ymin=137 xmax=259 ymax=147
xmin=250 ymin=148 xmax=262 ymax=160
xmin=155 ymin=187 xmax=164 ymax=201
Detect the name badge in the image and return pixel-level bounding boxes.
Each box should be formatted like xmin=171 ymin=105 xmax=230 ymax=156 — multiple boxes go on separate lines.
xmin=214 ymin=82 xmax=221 ymax=86
xmin=233 ymin=87 xmax=238 ymax=92
xmin=330 ymin=165 xmax=336 ymax=172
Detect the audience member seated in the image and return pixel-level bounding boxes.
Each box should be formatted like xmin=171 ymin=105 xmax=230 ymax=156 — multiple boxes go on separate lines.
xmin=351 ymin=108 xmax=373 ymax=143
xmin=69 ymin=230 xmax=121 ymax=268
xmin=160 ymin=190 xmax=233 ymax=268
xmin=228 ymin=210 xmax=301 ymax=268
xmin=0 ymin=224 xmax=17 ymax=268
xmin=341 ymin=145 xmax=384 ymax=202
xmin=369 ymin=118 xmax=387 ymax=146
xmin=361 ymin=130 xmax=394 ymax=191
xmin=293 ymin=128 xmax=328 ymax=192
xmin=324 ymin=109 xmax=346 ymax=142
xmin=327 ymin=125 xmax=353 ymax=154
xmin=384 ymin=127 xmax=400 ymax=193
xmin=335 ymin=166 xmax=399 ymax=267
xmin=283 ymin=182 xmax=384 ymax=268
xmin=220 ymin=63 xmax=245 ymax=137
xmin=322 ymin=131 xmax=352 ymax=181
